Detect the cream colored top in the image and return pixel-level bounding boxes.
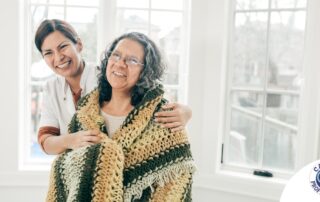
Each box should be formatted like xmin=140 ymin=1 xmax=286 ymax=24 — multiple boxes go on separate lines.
xmin=100 ymin=110 xmax=126 ymax=138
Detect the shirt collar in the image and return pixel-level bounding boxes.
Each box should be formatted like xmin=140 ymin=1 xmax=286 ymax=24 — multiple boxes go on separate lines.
xmin=59 ymin=61 xmax=88 ymax=97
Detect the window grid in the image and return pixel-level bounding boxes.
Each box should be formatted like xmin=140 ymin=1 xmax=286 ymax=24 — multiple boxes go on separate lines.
xmin=115 ymin=1 xmax=188 ymax=103
xmin=23 ymin=0 xmax=99 ymax=167
xmin=22 ymin=0 xmax=190 ymax=169
xmin=223 ymin=0 xmax=307 ymax=174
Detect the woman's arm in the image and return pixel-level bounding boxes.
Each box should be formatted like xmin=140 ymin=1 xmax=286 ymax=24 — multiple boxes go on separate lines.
xmin=39 ymin=129 xmax=102 ymax=155
xmin=154 ymin=103 xmax=192 ymax=132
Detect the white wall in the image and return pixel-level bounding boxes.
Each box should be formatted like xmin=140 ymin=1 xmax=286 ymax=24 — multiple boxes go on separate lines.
xmin=0 ymin=0 xmax=20 ymax=182
xmin=0 ymin=0 xmax=281 ymax=201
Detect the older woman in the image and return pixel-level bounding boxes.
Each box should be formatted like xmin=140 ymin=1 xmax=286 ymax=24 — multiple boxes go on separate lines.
xmin=46 ymin=32 xmax=195 ymax=201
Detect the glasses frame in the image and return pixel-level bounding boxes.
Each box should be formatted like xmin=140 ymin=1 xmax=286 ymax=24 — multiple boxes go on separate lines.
xmin=108 ymin=51 xmax=144 ymax=67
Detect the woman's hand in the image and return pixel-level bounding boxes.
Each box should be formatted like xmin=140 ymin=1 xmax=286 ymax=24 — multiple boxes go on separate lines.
xmin=66 ymin=129 xmax=102 ymax=150
xmin=154 ymin=103 xmax=192 ymax=132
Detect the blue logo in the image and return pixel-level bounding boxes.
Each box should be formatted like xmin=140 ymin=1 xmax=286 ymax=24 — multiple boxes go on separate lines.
xmin=310 ymin=163 xmax=320 ymax=193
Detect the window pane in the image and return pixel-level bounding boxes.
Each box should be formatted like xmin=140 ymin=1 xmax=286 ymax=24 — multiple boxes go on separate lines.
xmin=164 ymin=88 xmax=178 ymax=102
xmin=67 ymin=0 xmax=99 ymax=6
xmin=228 ymin=110 xmax=262 ymax=166
xmin=163 ymin=54 xmax=179 ymax=85
xmin=48 ymin=6 xmax=64 ymax=19
xmin=117 ymin=0 xmax=149 ymax=8
xmin=31 ymin=0 xmax=65 ymax=4
xmin=232 ymin=12 xmax=268 ymax=87
xmin=271 ymin=0 xmax=307 ymax=8
xmin=150 ymin=11 xmax=182 ymax=44
xmin=263 ymin=123 xmax=296 ymax=170
xmin=30 ymin=84 xmax=46 ymax=158
xmin=268 ymin=11 xmax=306 ymax=91
xmin=31 ymin=6 xmax=64 ymax=26
xmin=31 ymin=0 xmax=49 ymax=3
xmin=49 ymin=0 xmax=64 ymax=4
xmin=116 ymin=9 xmax=149 ymax=34
xmin=31 ymin=60 xmax=54 ymax=81
xmin=66 ymin=7 xmax=98 ymax=23
xmin=231 ymin=91 xmax=264 ymax=114
xmin=266 ymin=93 xmax=299 ymax=125
xmin=151 ymin=0 xmax=183 ymax=10
xmin=236 ymin=0 xmax=269 ymax=10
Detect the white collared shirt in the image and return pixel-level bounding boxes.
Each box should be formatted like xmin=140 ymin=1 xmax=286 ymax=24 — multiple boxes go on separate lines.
xmin=39 ymin=65 xmax=100 ymax=135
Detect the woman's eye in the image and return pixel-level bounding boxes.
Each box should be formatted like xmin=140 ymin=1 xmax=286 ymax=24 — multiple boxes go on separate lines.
xmin=128 ymin=58 xmax=138 ymax=64
xmin=113 ymin=52 xmax=120 ymax=57
xmin=43 ymin=52 xmax=52 ymax=56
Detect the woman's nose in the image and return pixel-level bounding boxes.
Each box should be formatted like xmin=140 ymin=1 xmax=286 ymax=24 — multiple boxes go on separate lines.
xmin=114 ymin=58 xmax=127 ymax=67
xmin=54 ymin=51 xmax=64 ymax=63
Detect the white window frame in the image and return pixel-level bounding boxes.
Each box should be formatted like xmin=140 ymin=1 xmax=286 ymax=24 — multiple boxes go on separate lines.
xmin=188 ymin=0 xmax=320 ymax=200
xmin=19 ymin=0 xmax=100 ymax=170
xmin=223 ymin=0 xmax=308 ymax=177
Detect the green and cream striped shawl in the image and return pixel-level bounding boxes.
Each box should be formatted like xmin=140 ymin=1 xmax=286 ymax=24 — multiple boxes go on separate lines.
xmin=46 ymin=86 xmax=195 ymax=202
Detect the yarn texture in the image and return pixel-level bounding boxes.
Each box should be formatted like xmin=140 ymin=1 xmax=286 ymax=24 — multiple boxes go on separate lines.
xmin=46 ymin=86 xmax=195 ymax=202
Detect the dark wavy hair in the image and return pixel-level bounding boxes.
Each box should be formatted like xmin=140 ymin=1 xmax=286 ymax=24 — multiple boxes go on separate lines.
xmin=34 ymin=19 xmax=79 ymax=52
xmin=98 ymin=32 xmax=166 ymax=106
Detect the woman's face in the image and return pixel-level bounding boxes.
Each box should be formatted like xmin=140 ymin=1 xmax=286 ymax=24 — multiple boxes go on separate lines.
xmin=41 ymin=31 xmax=83 ymax=79
xmin=106 ymin=38 xmax=144 ymax=93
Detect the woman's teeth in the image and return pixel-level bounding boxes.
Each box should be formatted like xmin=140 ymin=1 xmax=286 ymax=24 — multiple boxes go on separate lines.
xmin=113 ymin=71 xmax=126 ymax=77
xmin=57 ymin=61 xmax=70 ymax=69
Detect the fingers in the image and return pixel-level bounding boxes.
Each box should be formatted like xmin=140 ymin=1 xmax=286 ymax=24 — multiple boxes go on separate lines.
xmin=155 ymin=116 xmax=179 ymax=123
xmin=162 ymin=102 xmax=178 ymax=110
xmin=160 ymin=122 xmax=185 ymax=132
xmin=84 ymin=135 xmax=101 ymax=143
xmin=70 ymin=130 xmax=103 ymax=149
xmin=170 ymin=126 xmax=184 ymax=132
xmin=155 ymin=110 xmax=177 ymax=118
xmin=161 ymin=122 xmax=182 ymax=129
xmin=83 ymin=129 xmax=100 ymax=136
xmin=80 ymin=141 xmax=95 ymax=147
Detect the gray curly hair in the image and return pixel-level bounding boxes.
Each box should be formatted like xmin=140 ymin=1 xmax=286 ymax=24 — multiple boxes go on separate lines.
xmin=98 ymin=32 xmax=166 ymax=106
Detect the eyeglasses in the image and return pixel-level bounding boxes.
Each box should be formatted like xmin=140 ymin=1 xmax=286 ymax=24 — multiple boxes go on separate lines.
xmin=108 ymin=51 xmax=144 ymax=67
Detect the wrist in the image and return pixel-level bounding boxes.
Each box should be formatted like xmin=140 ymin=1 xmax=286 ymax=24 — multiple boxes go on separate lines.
xmin=62 ymin=133 xmax=72 ymax=150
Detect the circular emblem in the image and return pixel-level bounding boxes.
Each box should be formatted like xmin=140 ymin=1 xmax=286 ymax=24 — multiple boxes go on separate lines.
xmin=310 ymin=163 xmax=320 ymax=193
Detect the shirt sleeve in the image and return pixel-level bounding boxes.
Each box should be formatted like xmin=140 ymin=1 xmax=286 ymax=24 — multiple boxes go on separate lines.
xmin=38 ymin=126 xmax=60 ymax=152
xmin=38 ymin=81 xmax=60 ymax=128
xmin=37 ymin=82 xmax=61 ymax=153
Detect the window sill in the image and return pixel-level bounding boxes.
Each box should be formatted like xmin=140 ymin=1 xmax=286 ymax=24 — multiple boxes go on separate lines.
xmin=0 ymin=171 xmax=49 ymax=187
xmin=194 ymin=169 xmax=287 ymax=201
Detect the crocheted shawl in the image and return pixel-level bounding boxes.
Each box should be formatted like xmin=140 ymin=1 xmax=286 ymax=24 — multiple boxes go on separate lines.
xmin=46 ymin=86 xmax=195 ymax=202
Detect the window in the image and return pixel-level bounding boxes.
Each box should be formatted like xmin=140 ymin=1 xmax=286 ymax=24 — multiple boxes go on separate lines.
xmin=22 ymin=0 xmax=100 ymax=168
xmin=114 ymin=0 xmax=189 ymax=102
xmin=21 ymin=0 xmax=190 ymax=169
xmin=223 ymin=0 xmax=307 ymax=175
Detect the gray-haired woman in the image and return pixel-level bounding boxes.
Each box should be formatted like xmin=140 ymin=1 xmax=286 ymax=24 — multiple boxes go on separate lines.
xmin=46 ymin=32 xmax=195 ymax=202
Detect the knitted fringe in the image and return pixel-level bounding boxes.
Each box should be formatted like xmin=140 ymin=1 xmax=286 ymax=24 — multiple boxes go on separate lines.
xmin=124 ymin=161 xmax=196 ymax=202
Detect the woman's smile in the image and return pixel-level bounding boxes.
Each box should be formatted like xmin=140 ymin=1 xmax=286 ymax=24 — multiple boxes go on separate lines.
xmin=56 ymin=60 xmax=71 ymax=69
xmin=112 ymin=71 xmax=127 ymax=77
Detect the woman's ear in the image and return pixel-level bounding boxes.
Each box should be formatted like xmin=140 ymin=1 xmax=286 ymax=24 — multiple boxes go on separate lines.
xmin=76 ymin=38 xmax=83 ymax=52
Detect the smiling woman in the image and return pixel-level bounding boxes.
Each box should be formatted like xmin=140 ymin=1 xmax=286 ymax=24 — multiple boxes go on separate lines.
xmin=45 ymin=32 xmax=195 ymax=201
xmin=105 ymin=39 xmax=144 ymax=94
xmin=35 ymin=21 xmax=84 ymax=82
